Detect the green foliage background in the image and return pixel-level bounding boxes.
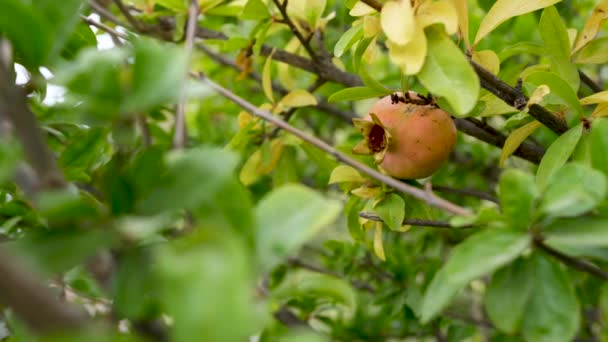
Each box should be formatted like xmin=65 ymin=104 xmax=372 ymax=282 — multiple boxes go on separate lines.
xmin=0 ymin=0 xmax=608 ymax=341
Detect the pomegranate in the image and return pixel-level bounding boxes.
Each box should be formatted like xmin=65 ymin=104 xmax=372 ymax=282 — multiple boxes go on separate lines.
xmin=352 ymin=92 xmax=456 ymax=179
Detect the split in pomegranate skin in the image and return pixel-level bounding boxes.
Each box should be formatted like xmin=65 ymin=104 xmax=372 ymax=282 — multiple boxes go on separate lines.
xmin=352 ymin=92 xmax=457 ymax=179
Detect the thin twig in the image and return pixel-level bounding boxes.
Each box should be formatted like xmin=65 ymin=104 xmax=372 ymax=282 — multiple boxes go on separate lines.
xmin=112 ymin=0 xmax=145 ymax=31
xmin=534 ymin=236 xmax=608 ymax=281
xmin=579 ymin=70 xmax=603 ymax=93
xmin=80 ymin=15 xmax=128 ymax=41
xmin=172 ymin=0 xmax=198 ymax=149
xmin=358 ymin=212 xmax=473 ymax=228
xmin=431 ymin=185 xmax=499 ymax=204
xmin=271 ymin=0 xmax=318 ymax=61
xmin=88 ymin=0 xmax=130 ymax=28
xmin=199 ymin=74 xmax=472 ymax=216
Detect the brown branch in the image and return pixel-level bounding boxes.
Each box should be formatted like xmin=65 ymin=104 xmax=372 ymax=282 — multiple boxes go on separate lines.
xmin=80 ymin=15 xmax=128 ymax=41
xmin=579 ymin=70 xmax=603 ymax=93
xmin=197 ymin=44 xmax=355 ymax=122
xmin=534 ymin=236 xmax=608 ymax=281
xmin=0 ymin=57 xmax=65 ymax=189
xmin=88 ymin=0 xmax=129 ymax=28
xmin=271 ymin=0 xmax=318 ymax=60
xmin=0 ymin=247 xmax=88 ymax=333
xmin=200 ymin=74 xmax=473 ymax=216
xmin=470 ymin=60 xmax=568 ymax=135
xmin=112 ymin=0 xmax=145 ymax=31
xmin=172 ymin=0 xmax=198 ymax=149
xmin=454 ymin=118 xmax=545 ymax=164
xmin=430 ymin=185 xmax=499 ymax=204
xmin=358 ymin=212 xmax=474 ymax=228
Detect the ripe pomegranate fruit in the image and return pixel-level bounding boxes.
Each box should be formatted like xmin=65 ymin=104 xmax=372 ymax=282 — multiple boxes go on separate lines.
xmin=352 ymin=92 xmax=456 ymax=179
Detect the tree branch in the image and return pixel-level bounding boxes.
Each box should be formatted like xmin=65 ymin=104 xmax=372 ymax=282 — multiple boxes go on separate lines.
xmin=579 ymin=70 xmax=603 ymax=93
xmin=0 ymin=247 xmax=88 ymax=333
xmin=0 ymin=56 xmax=65 ymax=189
xmin=470 ymin=60 xmax=568 ymax=135
xmin=431 ymin=185 xmax=499 ymax=204
xmin=358 ymin=212 xmax=473 ymax=228
xmin=172 ymin=0 xmax=198 ymax=149
xmin=199 ymin=74 xmax=473 ymax=216
xmin=534 ymin=236 xmax=608 ymax=281
xmin=271 ymin=0 xmax=318 ymax=61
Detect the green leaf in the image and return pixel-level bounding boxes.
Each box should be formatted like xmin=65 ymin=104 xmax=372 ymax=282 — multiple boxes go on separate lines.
xmin=417 ymin=28 xmax=480 ymax=116
xmin=272 ymin=270 xmax=357 ymax=312
xmin=345 ymin=196 xmax=366 ymax=242
xmin=525 ymin=72 xmax=583 ymax=115
xmin=545 ymin=217 xmax=608 ymax=247
xmin=139 ymin=147 xmax=239 ymax=213
xmin=484 ymin=258 xmax=535 ymax=333
xmin=359 ymin=67 xmax=394 ymax=95
xmin=241 ymin=0 xmax=270 ymax=19
xmin=334 ymin=24 xmax=363 ymax=58
xmin=157 ymin=231 xmax=258 ymax=342
xmin=499 ymin=169 xmax=538 ymax=230
xmin=574 ymin=37 xmax=608 ymax=64
xmin=474 ymin=0 xmax=562 ymax=44
xmin=59 ymin=128 xmax=108 ymax=181
xmin=0 ymin=139 xmax=21 ymax=184
xmin=0 ymin=0 xmax=51 ymax=68
xmin=123 ymin=38 xmax=188 ymax=113
xmin=444 ymin=229 xmax=530 ymax=284
xmin=353 ymin=36 xmax=374 ymax=72
xmin=328 ymin=86 xmax=386 ymax=102
xmin=421 ymin=268 xmax=464 ymax=323
xmin=255 ymin=184 xmax=341 ymax=271
xmin=155 ymin=0 xmax=187 ymax=12
xmin=539 ymin=163 xmax=607 ymax=218
xmin=373 ymin=193 xmax=405 ymax=231
xmin=590 ymin=118 xmax=608 ymax=178
xmin=522 ymin=254 xmax=580 ymax=342
xmin=536 ymin=123 xmax=583 ymax=190
xmin=539 ymin=6 xmax=579 ymax=91
xmin=38 ymin=0 xmax=84 ymax=63
xmin=328 ymin=165 xmax=367 ymax=184
xmin=113 ymin=250 xmax=159 ymax=320
xmin=60 ymin=22 xmax=97 ymax=60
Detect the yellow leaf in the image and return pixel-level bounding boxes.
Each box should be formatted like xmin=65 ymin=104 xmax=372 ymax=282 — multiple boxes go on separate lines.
xmin=499 ymin=120 xmax=543 ymax=166
xmin=362 ymin=37 xmax=378 ymax=63
xmin=277 ymin=89 xmax=318 ymax=108
xmin=387 ymin=24 xmax=427 ymax=75
xmin=278 ymin=38 xmax=301 ymax=90
xmin=351 ymin=186 xmax=381 ymax=199
xmin=471 ymin=50 xmax=500 ymax=75
xmin=373 ymin=222 xmax=386 ymax=261
xmin=262 ymin=49 xmax=275 ymax=103
xmin=478 ymin=93 xmax=518 ymax=117
xmin=239 ymin=139 xmax=285 ymax=186
xmin=474 ymin=0 xmax=562 ymax=44
xmin=417 ymin=0 xmax=459 ymax=35
xmin=580 ymin=90 xmax=608 ymax=105
xmin=572 ymin=0 xmax=608 ymax=53
xmin=237 ymin=111 xmax=253 ymax=128
xmin=527 ymin=85 xmax=551 ymax=107
xmin=328 ymin=165 xmax=367 ymax=184
xmin=363 ymin=15 xmax=381 ymax=38
xmin=592 ymin=103 xmax=608 ymax=117
xmin=451 ymin=0 xmax=469 ymax=46
xmin=350 ymin=1 xmax=376 ymax=16
xmin=567 ymin=28 xmax=577 ymax=50
xmin=381 ymin=0 xmax=415 ymax=45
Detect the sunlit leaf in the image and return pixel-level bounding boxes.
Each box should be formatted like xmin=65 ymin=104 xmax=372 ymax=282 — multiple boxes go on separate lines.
xmin=328 ymin=86 xmax=386 ymax=102
xmin=499 ymin=120 xmax=542 ymax=166
xmin=472 ymin=50 xmax=500 ymax=75
xmin=475 ymin=0 xmax=562 ymax=44
xmin=381 ymin=0 xmax=415 ymax=45
xmin=373 ymin=222 xmax=386 ymax=261
xmin=278 ymin=89 xmax=318 ymax=108
xmin=373 ymin=193 xmax=405 ymax=231
xmin=417 ymin=0 xmax=458 ymax=35
xmin=387 ymin=24 xmax=427 ymax=75
xmin=328 ymin=165 xmax=367 ymax=184
xmin=572 ymin=0 xmax=608 ymax=53
xmin=349 ymin=1 xmax=376 ymax=16
xmin=451 ymin=0 xmax=469 ymax=46
xmin=262 ymin=49 xmax=275 ymax=103
xmin=334 ymin=23 xmax=363 ymax=57
xmin=536 ymin=123 xmax=583 ymax=190
xmin=417 ymin=28 xmax=479 ymax=115
xmin=574 ymin=37 xmax=608 ymax=64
